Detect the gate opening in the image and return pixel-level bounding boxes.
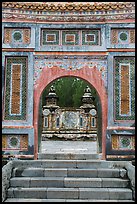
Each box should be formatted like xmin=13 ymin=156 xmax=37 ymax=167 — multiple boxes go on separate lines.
xmin=38 ymin=77 xmax=102 ymax=154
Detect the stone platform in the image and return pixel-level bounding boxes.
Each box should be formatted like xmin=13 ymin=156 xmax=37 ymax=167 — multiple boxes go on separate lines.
xmin=40 ymin=140 xmax=98 ymax=154
xmin=39 ymin=140 xmax=100 ymax=160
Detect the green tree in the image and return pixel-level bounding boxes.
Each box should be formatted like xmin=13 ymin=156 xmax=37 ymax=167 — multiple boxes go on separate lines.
xmin=42 ymin=77 xmax=97 ymax=107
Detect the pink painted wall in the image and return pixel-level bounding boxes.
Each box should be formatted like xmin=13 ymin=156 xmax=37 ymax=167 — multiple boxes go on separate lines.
xmin=34 ymin=66 xmax=108 ymax=159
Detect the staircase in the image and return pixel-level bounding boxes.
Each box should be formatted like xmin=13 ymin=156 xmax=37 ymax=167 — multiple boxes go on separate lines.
xmin=4 ymin=153 xmax=134 ymax=202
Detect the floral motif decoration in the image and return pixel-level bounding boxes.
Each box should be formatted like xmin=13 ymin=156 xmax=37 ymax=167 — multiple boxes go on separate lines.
xmin=2 ymin=134 xmax=28 ymax=150
xmin=112 ymin=134 xmax=135 ymax=150
xmin=34 ymin=56 xmax=107 ymax=87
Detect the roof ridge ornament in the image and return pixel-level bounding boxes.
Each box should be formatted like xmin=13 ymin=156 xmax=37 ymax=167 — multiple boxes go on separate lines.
xmin=2 ymin=2 xmax=135 ymax=12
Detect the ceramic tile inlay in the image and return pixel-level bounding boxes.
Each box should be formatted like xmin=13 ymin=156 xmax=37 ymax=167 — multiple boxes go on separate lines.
xmin=4 ymin=57 xmax=27 ymax=120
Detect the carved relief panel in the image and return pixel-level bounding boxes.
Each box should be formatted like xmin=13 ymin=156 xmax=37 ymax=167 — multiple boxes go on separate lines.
xmin=42 ymin=108 xmax=97 ymax=140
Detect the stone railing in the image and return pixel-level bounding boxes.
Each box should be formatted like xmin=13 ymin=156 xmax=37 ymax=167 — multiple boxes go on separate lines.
xmin=2 ymin=161 xmax=13 ymax=202
xmin=113 ymin=161 xmax=135 ymax=201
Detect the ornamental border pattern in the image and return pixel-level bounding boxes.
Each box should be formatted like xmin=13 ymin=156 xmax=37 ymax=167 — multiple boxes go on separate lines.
xmin=4 ymin=57 xmax=27 ymax=121
xmin=114 ymin=57 xmax=135 ymax=121
xmin=34 ymin=55 xmax=107 ymax=87
xmin=2 ymin=13 xmax=135 ymax=23
xmin=2 ymin=2 xmax=135 ymax=23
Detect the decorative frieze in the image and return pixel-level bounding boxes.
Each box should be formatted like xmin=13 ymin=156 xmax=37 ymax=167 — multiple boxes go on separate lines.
xmin=4 ymin=57 xmax=27 ymax=120
xmin=2 ymin=2 xmax=135 ymax=23
xmin=2 ymin=2 xmax=135 ymax=12
xmin=34 ymin=55 xmax=107 ymax=87
xmin=2 ymin=12 xmax=135 ymax=23
xmin=41 ymin=29 xmax=100 ymax=46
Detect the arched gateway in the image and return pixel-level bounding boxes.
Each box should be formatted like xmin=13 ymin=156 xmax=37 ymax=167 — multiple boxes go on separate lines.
xmin=2 ymin=2 xmax=135 ymax=161
xmin=34 ymin=65 xmax=108 ymax=159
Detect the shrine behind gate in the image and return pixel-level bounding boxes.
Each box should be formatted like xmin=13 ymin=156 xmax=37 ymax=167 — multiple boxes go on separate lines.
xmin=41 ymin=85 xmax=98 ymax=140
xmin=2 ymin=2 xmax=135 ymax=160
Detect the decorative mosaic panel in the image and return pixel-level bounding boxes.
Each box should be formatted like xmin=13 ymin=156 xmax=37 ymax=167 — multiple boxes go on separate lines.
xmin=4 ymin=57 xmax=27 ymax=120
xmin=41 ymin=29 xmax=102 ymax=46
xmin=42 ymin=108 xmax=98 ymax=131
xmin=2 ymin=134 xmax=28 ymax=150
xmin=41 ymin=30 xmax=59 ymax=45
xmin=4 ymin=28 xmax=11 ymax=44
xmin=129 ymin=29 xmax=135 ymax=43
xmin=65 ymin=34 xmax=75 ymax=43
xmin=62 ymin=30 xmax=79 ymax=45
xmin=42 ymin=107 xmax=98 ymax=140
xmin=82 ymin=30 xmax=100 ymax=45
xmin=111 ymin=134 xmax=119 ymax=149
xmin=111 ymin=29 xmax=135 ymax=44
xmin=62 ymin=111 xmax=80 ymax=129
xmin=120 ymin=64 xmax=130 ymax=115
xmin=10 ymin=64 xmax=22 ymax=115
xmin=23 ymin=29 xmax=31 ymax=44
xmin=12 ymin=30 xmax=23 ymax=43
xmin=4 ymin=28 xmax=31 ymax=44
xmin=114 ymin=57 xmax=135 ymax=120
xmin=111 ymin=135 xmax=135 ymax=150
xmin=34 ymin=55 xmax=107 ymax=87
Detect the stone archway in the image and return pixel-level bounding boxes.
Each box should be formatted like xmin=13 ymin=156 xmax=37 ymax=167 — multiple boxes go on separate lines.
xmin=33 ymin=66 xmax=108 ymax=159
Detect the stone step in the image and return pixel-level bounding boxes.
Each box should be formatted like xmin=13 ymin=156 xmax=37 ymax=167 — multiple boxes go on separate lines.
xmin=12 ymin=159 xmax=125 ymax=169
xmin=7 ymin=187 xmax=132 ymax=200
xmin=38 ymin=153 xmax=100 ymax=160
xmin=10 ymin=177 xmax=129 ymax=188
xmin=4 ymin=198 xmax=135 ymax=202
xmin=12 ymin=167 xmax=127 ymax=178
